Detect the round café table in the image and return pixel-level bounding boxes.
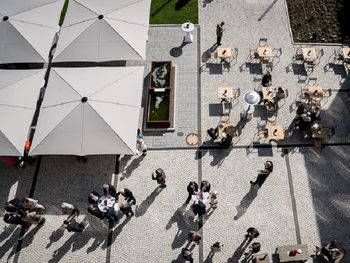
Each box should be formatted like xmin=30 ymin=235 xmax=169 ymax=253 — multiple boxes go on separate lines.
xmin=97 ymin=196 xmax=116 ymax=212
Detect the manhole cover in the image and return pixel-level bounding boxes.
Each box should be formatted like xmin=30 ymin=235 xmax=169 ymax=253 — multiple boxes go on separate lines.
xmin=186 ymin=133 xmax=199 ymax=146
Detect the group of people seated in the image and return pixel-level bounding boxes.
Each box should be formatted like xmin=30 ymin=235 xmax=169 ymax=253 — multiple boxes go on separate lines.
xmin=87 ymin=183 xmax=136 ymax=222
xmin=3 ymin=197 xmax=46 ymax=228
xmin=295 ymin=102 xmax=321 ymax=133
xmin=315 ymin=240 xmax=344 ymax=262
xmin=259 ymin=72 xmax=286 ymax=109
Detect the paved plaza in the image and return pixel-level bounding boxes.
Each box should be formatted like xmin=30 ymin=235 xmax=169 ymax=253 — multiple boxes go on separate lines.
xmin=1 ymin=0 xmax=350 ymax=262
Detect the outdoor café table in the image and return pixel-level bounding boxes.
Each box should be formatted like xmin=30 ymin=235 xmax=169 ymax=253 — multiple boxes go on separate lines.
xmin=97 ymin=195 xmax=116 ymax=213
xmin=218 ymin=46 xmax=233 ymax=61
xmin=191 ymin=191 xmax=210 ymax=204
xmin=267 ymin=124 xmax=285 ymax=141
xmin=342 ymin=47 xmax=350 ymax=62
xmin=302 ymin=47 xmax=317 ymax=62
xmin=257 ymin=45 xmax=272 ymax=59
xmin=262 ymin=86 xmax=276 ymax=100
xmin=307 ymin=85 xmax=324 ymax=99
xmin=218 ymin=86 xmax=234 ymax=101
xmin=253 ymin=253 xmax=270 ymax=263
xmin=277 ymin=244 xmax=309 ymax=262
xmin=181 ymin=22 xmax=194 ymax=43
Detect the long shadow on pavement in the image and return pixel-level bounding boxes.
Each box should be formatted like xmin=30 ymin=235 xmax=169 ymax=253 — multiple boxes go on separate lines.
xmin=166 ymin=203 xmax=197 ymax=249
xmin=227 ymin=236 xmax=251 ymax=263
xmin=135 ymin=186 xmax=164 ymax=217
xmin=233 ymin=185 xmax=258 ymax=220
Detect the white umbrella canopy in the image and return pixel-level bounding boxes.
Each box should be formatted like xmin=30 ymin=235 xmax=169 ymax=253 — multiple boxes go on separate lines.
xmin=30 ymin=66 xmax=144 ymax=156
xmin=0 ymin=0 xmax=63 ymax=63
xmin=53 ymin=0 xmax=151 ymax=62
xmin=0 ymin=69 xmax=45 ymax=156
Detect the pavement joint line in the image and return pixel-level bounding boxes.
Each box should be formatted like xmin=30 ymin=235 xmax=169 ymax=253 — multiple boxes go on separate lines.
xmin=14 ymin=156 xmax=42 ymax=260
xmin=106 ymin=154 xmax=120 ymax=263
xmin=284 ymin=150 xmax=302 ymax=244
xmin=196 ymin=25 xmax=204 ymax=263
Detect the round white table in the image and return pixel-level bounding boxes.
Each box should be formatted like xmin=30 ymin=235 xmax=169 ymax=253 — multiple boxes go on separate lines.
xmin=191 ymin=191 xmax=210 ymax=205
xmin=181 ymin=22 xmax=194 ymax=43
xmin=97 ymin=196 xmax=116 ymax=212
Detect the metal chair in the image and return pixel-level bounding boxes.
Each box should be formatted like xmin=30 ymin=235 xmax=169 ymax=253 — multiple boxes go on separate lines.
xmin=258 ymin=38 xmax=268 ymax=47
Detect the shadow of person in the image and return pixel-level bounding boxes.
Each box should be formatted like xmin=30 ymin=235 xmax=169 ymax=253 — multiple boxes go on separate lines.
xmin=0 ymin=226 xmax=21 ymax=261
xmin=135 ymin=186 xmax=164 ymax=217
xmin=233 ymin=185 xmax=258 ymax=220
xmin=102 ymin=216 xmax=131 ymax=249
xmin=46 ymin=227 xmax=65 ymax=248
xmin=209 ymin=148 xmax=232 ymax=167
xmin=120 ymin=155 xmax=145 ymax=181
xmin=202 ymin=43 xmax=218 ymax=62
xmin=166 ymin=203 xmax=197 ymax=249
xmin=227 ymin=236 xmax=251 ymax=263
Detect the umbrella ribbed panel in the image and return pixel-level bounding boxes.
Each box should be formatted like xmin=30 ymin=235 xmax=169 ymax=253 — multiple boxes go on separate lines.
xmin=53 ymin=0 xmax=151 ymax=62
xmin=0 ymin=0 xmax=63 ymax=63
xmin=0 ymin=69 xmax=45 ymax=156
xmin=30 ymin=67 xmax=144 ymax=156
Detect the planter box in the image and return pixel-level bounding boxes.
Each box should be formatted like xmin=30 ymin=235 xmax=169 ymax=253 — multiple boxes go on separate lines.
xmin=146 ymin=61 xmax=174 ymax=128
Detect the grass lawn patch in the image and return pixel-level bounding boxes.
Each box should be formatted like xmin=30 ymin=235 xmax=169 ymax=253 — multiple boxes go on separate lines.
xmin=150 ymin=0 xmax=198 ymax=24
xmin=286 ymin=0 xmax=350 ymax=43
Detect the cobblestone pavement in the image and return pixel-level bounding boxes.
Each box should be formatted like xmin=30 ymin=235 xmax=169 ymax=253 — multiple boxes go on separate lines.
xmin=1 ymin=0 xmax=350 ymax=262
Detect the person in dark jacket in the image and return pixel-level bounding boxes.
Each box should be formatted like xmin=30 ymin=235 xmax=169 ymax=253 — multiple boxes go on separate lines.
xmin=152 ymin=168 xmax=166 ymax=188
xmin=200 ymin=180 xmax=211 ymax=192
xmin=245 ymin=227 xmax=260 ymax=242
xmin=3 ymin=213 xmax=31 ymax=228
xmin=250 ymin=161 xmax=273 ymax=187
xmin=182 ymin=248 xmax=194 ymax=263
xmin=262 ymin=71 xmax=272 ymax=87
xmin=63 ymin=219 xmax=85 ymax=232
xmin=103 ymin=183 xmax=117 ymax=198
xmin=117 ymin=188 xmax=136 ymax=205
xmin=88 ymin=191 xmax=100 ymax=204
xmin=87 ymin=205 xmax=105 ymax=220
xmin=4 ymin=197 xmax=22 ymax=213
xmin=185 ymin=182 xmax=199 ymax=204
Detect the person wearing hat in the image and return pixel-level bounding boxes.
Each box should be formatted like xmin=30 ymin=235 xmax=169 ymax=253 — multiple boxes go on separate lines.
xmin=152 ymin=168 xmax=166 ymax=188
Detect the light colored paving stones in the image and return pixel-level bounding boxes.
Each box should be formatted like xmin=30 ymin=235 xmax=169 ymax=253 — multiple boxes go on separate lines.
xmin=111 ymin=151 xmax=199 ymax=263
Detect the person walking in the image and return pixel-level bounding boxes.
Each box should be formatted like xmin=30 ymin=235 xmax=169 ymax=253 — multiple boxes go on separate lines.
xmin=191 ymin=200 xmax=206 ymax=217
xmin=152 ymin=168 xmax=166 ymax=188
xmin=187 ymin=231 xmax=202 ymax=246
xmin=21 ymin=197 xmax=45 ymax=212
xmin=216 ymin=22 xmax=225 ymax=46
xmin=21 ymin=210 xmax=45 ymax=225
xmin=63 ymin=219 xmax=85 ymax=232
xmin=182 ymin=248 xmax=194 ymax=263
xmin=245 ymin=227 xmax=260 ymax=242
xmin=185 ymin=182 xmax=199 ymax=204
xmin=208 ymin=242 xmax=224 ymax=258
xmin=250 ymin=161 xmax=273 ymax=187
xmin=244 ymin=242 xmax=261 ymax=261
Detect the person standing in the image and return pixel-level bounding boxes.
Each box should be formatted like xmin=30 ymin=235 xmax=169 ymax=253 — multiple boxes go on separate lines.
xmin=182 ymin=248 xmax=194 ymax=263
xmin=103 ymin=183 xmax=117 ymax=198
xmin=152 ymin=168 xmax=166 ymax=188
xmin=187 ymin=231 xmax=202 ymax=245
xmin=244 ymin=242 xmax=261 ymax=261
xmin=200 ymin=180 xmax=211 ymax=192
xmin=185 ymin=182 xmax=199 ymax=204
xmin=208 ymin=242 xmax=224 ymax=258
xmin=117 ymin=188 xmax=136 ymax=205
xmin=209 ymin=191 xmax=218 ymax=209
xmin=245 ymin=227 xmax=260 ymax=242
xmin=136 ymin=129 xmax=147 ymax=156
xmin=216 ymin=22 xmax=225 ymax=46
xmin=250 ymin=161 xmax=273 ymax=187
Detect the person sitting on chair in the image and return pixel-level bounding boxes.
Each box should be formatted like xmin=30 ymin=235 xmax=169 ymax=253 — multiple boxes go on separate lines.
xmin=276 ymin=87 xmax=285 ymax=101
xmin=262 ymin=71 xmax=272 ymax=87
